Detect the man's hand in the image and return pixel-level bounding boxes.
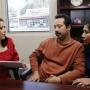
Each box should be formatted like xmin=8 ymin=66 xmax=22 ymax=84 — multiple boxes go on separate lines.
xmin=45 ymin=75 xmax=61 ymax=83
xmin=72 ymin=78 xmax=90 ymax=87
xmin=27 ymin=71 xmax=40 ymax=82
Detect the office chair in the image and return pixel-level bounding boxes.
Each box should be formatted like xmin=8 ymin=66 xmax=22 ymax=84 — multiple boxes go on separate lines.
xmin=9 ymin=68 xmax=20 ymax=80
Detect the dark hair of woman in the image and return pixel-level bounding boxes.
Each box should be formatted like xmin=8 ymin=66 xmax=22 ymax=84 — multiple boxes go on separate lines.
xmin=1 ymin=36 xmax=8 ymax=47
xmin=0 ymin=18 xmax=8 ymax=47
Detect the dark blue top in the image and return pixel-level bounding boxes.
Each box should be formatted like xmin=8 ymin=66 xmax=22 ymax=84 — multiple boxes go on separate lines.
xmin=84 ymin=44 xmax=90 ymax=77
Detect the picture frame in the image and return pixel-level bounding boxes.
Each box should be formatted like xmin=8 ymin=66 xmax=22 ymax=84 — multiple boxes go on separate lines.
xmin=7 ymin=0 xmax=50 ymax=32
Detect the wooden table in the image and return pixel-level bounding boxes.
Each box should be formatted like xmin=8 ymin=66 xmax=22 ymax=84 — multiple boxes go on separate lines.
xmin=0 ymin=79 xmax=90 ymax=90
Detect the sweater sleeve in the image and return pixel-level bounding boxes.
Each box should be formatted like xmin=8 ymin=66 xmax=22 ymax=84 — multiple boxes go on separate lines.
xmin=29 ymin=39 xmax=47 ymax=72
xmin=60 ymin=45 xmax=85 ymax=84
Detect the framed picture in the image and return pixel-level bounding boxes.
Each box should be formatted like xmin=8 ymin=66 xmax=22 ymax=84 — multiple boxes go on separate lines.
xmin=7 ymin=0 xmax=50 ymax=32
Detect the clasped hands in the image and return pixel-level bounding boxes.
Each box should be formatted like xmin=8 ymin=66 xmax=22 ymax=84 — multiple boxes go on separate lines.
xmin=27 ymin=71 xmax=61 ymax=83
xmin=45 ymin=75 xmax=61 ymax=83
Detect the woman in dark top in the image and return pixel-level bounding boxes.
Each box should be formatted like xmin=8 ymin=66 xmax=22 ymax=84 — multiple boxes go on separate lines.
xmin=72 ymin=22 xmax=90 ymax=87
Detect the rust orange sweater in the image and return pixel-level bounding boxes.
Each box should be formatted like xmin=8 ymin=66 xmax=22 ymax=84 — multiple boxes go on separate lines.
xmin=30 ymin=37 xmax=85 ymax=84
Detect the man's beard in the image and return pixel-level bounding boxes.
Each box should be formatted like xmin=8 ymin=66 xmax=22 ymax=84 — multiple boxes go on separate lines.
xmin=55 ymin=31 xmax=69 ymax=42
xmin=55 ymin=31 xmax=64 ymax=41
xmin=55 ymin=31 xmax=62 ymax=38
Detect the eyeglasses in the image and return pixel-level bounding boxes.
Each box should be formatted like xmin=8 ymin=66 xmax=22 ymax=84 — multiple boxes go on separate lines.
xmin=0 ymin=26 xmax=6 ymax=30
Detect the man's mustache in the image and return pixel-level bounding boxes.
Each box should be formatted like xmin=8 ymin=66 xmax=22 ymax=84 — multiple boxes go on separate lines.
xmin=55 ymin=31 xmax=61 ymax=36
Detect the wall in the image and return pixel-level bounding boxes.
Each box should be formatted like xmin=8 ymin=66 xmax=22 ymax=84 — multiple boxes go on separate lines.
xmin=0 ymin=0 xmax=3 ymax=18
xmin=0 ymin=0 xmax=57 ymax=64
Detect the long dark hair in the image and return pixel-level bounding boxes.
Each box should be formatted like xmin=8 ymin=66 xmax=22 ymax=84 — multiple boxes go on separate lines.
xmin=0 ymin=18 xmax=8 ymax=47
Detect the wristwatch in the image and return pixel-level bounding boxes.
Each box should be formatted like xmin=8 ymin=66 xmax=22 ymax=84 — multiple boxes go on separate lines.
xmin=71 ymin=0 xmax=83 ymax=6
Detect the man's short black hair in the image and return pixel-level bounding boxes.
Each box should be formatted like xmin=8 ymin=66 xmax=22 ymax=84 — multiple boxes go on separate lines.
xmin=55 ymin=14 xmax=71 ymax=27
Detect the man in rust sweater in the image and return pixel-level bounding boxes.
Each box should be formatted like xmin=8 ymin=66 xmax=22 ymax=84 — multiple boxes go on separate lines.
xmin=28 ymin=14 xmax=85 ymax=84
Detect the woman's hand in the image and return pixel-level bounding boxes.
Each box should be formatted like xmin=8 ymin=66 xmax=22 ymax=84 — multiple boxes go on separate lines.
xmin=72 ymin=78 xmax=90 ymax=87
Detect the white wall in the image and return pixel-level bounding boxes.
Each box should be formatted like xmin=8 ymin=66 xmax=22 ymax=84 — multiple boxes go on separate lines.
xmin=0 ymin=0 xmax=57 ymax=64
xmin=0 ymin=0 xmax=4 ymax=18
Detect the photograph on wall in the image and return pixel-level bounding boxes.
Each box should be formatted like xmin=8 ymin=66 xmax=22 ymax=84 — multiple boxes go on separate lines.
xmin=7 ymin=0 xmax=50 ymax=32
